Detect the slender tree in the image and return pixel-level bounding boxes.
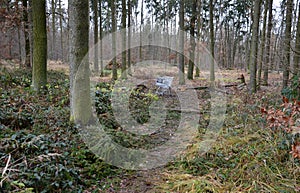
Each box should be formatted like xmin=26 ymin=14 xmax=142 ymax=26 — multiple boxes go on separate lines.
xmin=127 ymin=0 xmax=132 ymax=75
xmin=58 ymin=0 xmax=64 ymax=61
xmin=187 ymin=0 xmax=197 ymax=80
xmin=294 ymin=1 xmax=300 ymax=76
xmin=179 ymin=0 xmax=185 ymax=85
xmin=263 ymin=0 xmax=273 ymax=85
xmin=258 ymin=0 xmax=268 ymax=85
xmin=32 ymin=0 xmax=47 ymax=91
xmin=51 ymin=0 xmax=56 ymax=60
xmin=121 ymin=0 xmax=127 ymax=79
xmin=209 ymin=0 xmax=215 ymax=83
xmin=249 ymin=0 xmax=262 ymax=93
xmin=22 ymin=0 xmax=30 ymax=67
xmin=69 ymin=0 xmax=92 ymax=124
xmin=111 ymin=0 xmax=118 ymax=80
xmin=92 ymin=0 xmax=99 ymax=72
xmin=28 ymin=0 xmax=33 ymax=66
xmin=283 ymin=0 xmax=293 ymax=88
xmin=139 ymin=0 xmax=144 ymax=60
xmin=195 ymin=0 xmax=202 ymax=78
xmin=99 ymin=0 xmax=104 ymax=76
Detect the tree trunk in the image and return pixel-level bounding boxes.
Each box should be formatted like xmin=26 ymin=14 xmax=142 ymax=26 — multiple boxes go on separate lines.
xmin=178 ymin=0 xmax=185 ymax=85
xmin=139 ymin=0 xmax=144 ymax=60
xmin=59 ymin=0 xmax=64 ymax=61
xmin=195 ymin=0 xmax=201 ymax=77
xmin=51 ymin=0 xmax=56 ymax=60
xmin=111 ymin=0 xmax=118 ymax=80
xmin=121 ymin=0 xmax=127 ymax=79
xmin=92 ymin=0 xmax=99 ymax=72
xmin=293 ymin=1 xmax=300 ymax=76
xmin=127 ymin=0 xmax=132 ymax=75
xmin=187 ymin=0 xmax=197 ymax=80
xmin=263 ymin=0 xmax=273 ymax=85
xmin=99 ymin=0 xmax=104 ymax=77
xmin=28 ymin=0 xmax=33 ymax=67
xmin=69 ymin=0 xmax=92 ymax=124
xmin=209 ymin=0 xmax=215 ymax=83
xmin=18 ymin=24 xmax=22 ymax=64
xmin=283 ymin=0 xmax=293 ymax=88
xmin=32 ymin=0 xmax=47 ymax=91
xmin=249 ymin=0 xmax=262 ymax=93
xmin=258 ymin=0 xmax=268 ymax=85
xmin=22 ymin=0 xmax=30 ymax=67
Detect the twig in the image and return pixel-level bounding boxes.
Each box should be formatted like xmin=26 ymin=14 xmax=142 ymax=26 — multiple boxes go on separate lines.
xmin=1 ymin=154 xmax=11 ymax=177
xmin=0 ymin=154 xmax=11 ymax=187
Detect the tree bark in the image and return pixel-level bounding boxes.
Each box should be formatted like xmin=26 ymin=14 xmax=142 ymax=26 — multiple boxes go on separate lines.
xmin=258 ymin=0 xmax=268 ymax=85
xmin=195 ymin=0 xmax=201 ymax=77
xmin=92 ymin=0 xmax=99 ymax=72
xmin=99 ymin=0 xmax=104 ymax=76
xmin=28 ymin=0 xmax=33 ymax=67
xmin=178 ymin=0 xmax=185 ymax=85
xmin=139 ymin=0 xmax=144 ymax=60
xmin=51 ymin=0 xmax=56 ymax=60
xmin=249 ymin=0 xmax=262 ymax=93
xmin=293 ymin=1 xmax=300 ymax=76
xmin=121 ymin=0 xmax=127 ymax=79
xmin=69 ymin=0 xmax=92 ymax=124
xmin=22 ymin=0 xmax=30 ymax=67
xmin=59 ymin=0 xmax=64 ymax=61
xmin=111 ymin=0 xmax=118 ymax=80
xmin=127 ymin=0 xmax=132 ymax=75
xmin=209 ymin=0 xmax=215 ymax=83
xmin=283 ymin=0 xmax=293 ymax=88
xmin=187 ymin=0 xmax=197 ymax=80
xmin=263 ymin=0 xmax=273 ymax=85
xmin=32 ymin=0 xmax=47 ymax=91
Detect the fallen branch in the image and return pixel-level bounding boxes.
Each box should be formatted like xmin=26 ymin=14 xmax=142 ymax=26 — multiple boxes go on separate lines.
xmin=1 ymin=154 xmax=11 ymax=187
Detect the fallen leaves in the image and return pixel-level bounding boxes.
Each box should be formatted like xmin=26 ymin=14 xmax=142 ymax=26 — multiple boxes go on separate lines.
xmin=291 ymin=142 xmax=300 ymax=159
xmin=262 ymin=97 xmax=300 ymax=159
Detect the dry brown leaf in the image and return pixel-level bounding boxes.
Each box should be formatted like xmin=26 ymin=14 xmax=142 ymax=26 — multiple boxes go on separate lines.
xmin=291 ymin=126 xmax=300 ymax=135
xmin=290 ymin=142 xmax=300 ymax=159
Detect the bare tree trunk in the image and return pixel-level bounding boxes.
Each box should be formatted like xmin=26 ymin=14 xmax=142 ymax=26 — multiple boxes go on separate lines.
xmin=293 ymin=1 xmax=300 ymax=76
xmin=17 ymin=16 xmax=22 ymax=64
xmin=32 ymin=0 xmax=47 ymax=91
xmin=127 ymin=0 xmax=132 ymax=74
xmin=111 ymin=0 xmax=118 ymax=80
xmin=139 ymin=0 xmax=144 ymax=60
xmin=59 ymin=0 xmax=64 ymax=61
xmin=263 ymin=0 xmax=273 ymax=85
xmin=51 ymin=0 xmax=56 ymax=60
xmin=188 ymin=0 xmax=197 ymax=80
xmin=249 ymin=0 xmax=262 ymax=93
xmin=92 ymin=0 xmax=99 ymax=72
xmin=178 ymin=0 xmax=185 ymax=85
xmin=22 ymin=0 xmax=30 ymax=67
xmin=28 ymin=0 xmax=33 ymax=67
xmin=209 ymin=0 xmax=215 ymax=83
xmin=121 ymin=0 xmax=127 ymax=79
xmin=69 ymin=0 xmax=92 ymax=124
xmin=99 ymin=0 xmax=104 ymax=76
xmin=258 ymin=0 xmax=268 ymax=85
xmin=283 ymin=0 xmax=293 ymax=88
xmin=195 ymin=0 xmax=201 ymax=77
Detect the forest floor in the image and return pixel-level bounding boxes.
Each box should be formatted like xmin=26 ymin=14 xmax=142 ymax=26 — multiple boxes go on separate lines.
xmin=0 ymin=60 xmax=299 ymax=193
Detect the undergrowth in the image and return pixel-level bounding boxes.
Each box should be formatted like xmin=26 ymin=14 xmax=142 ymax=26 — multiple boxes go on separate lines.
xmin=0 ymin=68 xmax=124 ymax=192
xmin=1 ymin=67 xmax=299 ymax=193
xmin=157 ymin=91 xmax=300 ymax=192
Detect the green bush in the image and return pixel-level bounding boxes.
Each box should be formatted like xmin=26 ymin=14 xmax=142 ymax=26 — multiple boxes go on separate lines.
xmin=0 ymin=68 xmax=121 ymax=192
xmin=282 ymin=75 xmax=300 ymax=100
